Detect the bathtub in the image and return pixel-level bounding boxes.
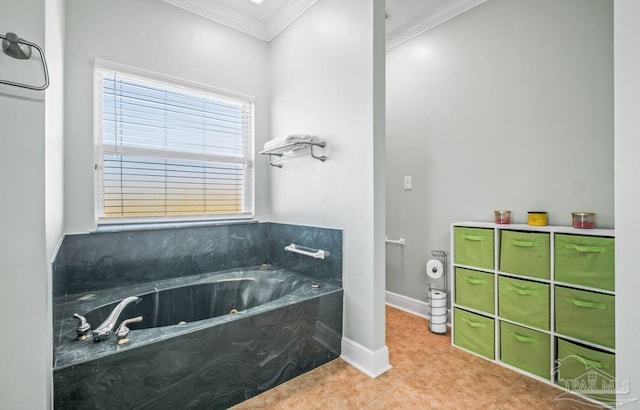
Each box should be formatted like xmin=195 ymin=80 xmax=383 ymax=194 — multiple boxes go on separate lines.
xmin=53 ymin=266 xmax=343 ymax=409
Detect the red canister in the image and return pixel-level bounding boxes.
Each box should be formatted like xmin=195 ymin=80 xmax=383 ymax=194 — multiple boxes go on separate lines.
xmin=494 ymin=210 xmax=511 ymax=224
xmin=572 ymin=212 xmax=595 ymax=229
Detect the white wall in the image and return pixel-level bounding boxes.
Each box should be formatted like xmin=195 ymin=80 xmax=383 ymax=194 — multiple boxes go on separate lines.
xmin=64 ymin=0 xmax=272 ymax=234
xmin=269 ymin=0 xmax=387 ymax=357
xmin=0 ymin=0 xmax=56 ymax=407
xmin=614 ymin=0 xmax=640 ymax=406
xmin=385 ymin=0 xmax=614 ymax=300
xmin=45 ymin=0 xmax=66 ymax=406
xmin=45 ymin=0 xmax=65 ymax=261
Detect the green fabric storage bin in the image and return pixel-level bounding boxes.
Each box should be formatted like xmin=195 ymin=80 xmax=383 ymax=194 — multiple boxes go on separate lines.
xmin=500 ymin=322 xmax=550 ymax=379
xmin=454 ymin=308 xmax=495 ymax=359
xmin=455 ymin=268 xmax=495 ymax=314
xmin=454 ymin=227 xmax=494 ymax=270
xmin=499 ymin=276 xmax=550 ymax=330
xmin=557 ymin=339 xmax=616 ymax=404
xmin=555 ymin=234 xmax=615 ymax=292
xmin=555 ymin=287 xmax=615 ymax=348
xmin=500 ymin=231 xmax=550 ymax=279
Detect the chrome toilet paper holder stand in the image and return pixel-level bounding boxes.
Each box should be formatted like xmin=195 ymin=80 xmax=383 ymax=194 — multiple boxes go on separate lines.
xmin=427 ymin=250 xmax=448 ymax=335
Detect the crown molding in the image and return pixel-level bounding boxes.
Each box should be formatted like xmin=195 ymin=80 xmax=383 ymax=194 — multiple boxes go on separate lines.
xmin=162 ymin=0 xmax=319 ymax=42
xmin=266 ymin=0 xmax=319 ymax=40
xmin=386 ymin=0 xmax=487 ymax=51
xmin=163 ymin=0 xmax=485 ymax=47
xmin=161 ymin=0 xmax=270 ymax=41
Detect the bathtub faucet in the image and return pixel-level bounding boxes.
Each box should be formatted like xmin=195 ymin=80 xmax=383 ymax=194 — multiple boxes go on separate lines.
xmin=92 ymin=296 xmax=141 ymax=342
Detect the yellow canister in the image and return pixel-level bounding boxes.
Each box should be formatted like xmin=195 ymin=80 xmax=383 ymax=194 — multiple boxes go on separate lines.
xmin=528 ymin=211 xmax=548 ymax=226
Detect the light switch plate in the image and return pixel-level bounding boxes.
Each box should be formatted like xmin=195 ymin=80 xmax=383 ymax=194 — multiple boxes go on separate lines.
xmin=404 ymin=176 xmax=412 ymax=190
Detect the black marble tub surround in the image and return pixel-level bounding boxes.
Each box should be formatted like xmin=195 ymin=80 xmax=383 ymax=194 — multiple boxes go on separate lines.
xmin=53 ymin=222 xmax=342 ymax=296
xmin=53 ymin=268 xmax=343 ymax=409
xmin=52 ymin=222 xmax=344 ymax=409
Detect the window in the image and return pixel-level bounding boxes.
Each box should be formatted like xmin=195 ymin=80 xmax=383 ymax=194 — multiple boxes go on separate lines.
xmin=94 ymin=61 xmax=254 ymax=224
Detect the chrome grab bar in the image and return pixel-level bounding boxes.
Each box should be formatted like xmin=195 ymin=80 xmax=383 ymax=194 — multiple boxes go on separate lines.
xmin=284 ymin=243 xmax=329 ymax=260
xmin=385 ymin=237 xmax=406 ymax=246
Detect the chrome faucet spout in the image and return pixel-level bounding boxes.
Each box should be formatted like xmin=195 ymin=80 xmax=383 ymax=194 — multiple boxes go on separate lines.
xmin=92 ymin=296 xmax=141 ymax=341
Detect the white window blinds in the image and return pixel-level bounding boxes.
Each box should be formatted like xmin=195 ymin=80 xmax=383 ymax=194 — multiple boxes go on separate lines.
xmin=95 ymin=63 xmax=254 ymax=223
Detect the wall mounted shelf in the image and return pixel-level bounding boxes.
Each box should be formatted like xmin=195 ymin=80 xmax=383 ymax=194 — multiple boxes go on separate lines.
xmin=260 ymin=140 xmax=326 ymax=168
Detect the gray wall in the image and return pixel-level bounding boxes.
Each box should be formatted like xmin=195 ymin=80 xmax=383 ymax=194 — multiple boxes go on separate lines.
xmin=385 ymin=0 xmax=614 ymax=301
xmin=615 ymin=0 xmax=640 ymax=406
xmin=64 ymin=0 xmax=272 ymax=234
xmin=269 ymin=0 xmax=387 ymax=352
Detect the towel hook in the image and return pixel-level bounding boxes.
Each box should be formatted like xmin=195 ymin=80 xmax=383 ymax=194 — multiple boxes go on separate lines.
xmin=0 ymin=32 xmax=50 ymax=90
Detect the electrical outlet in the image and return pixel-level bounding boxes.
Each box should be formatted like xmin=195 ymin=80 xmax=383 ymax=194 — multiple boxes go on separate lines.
xmin=404 ymin=176 xmax=412 ymax=190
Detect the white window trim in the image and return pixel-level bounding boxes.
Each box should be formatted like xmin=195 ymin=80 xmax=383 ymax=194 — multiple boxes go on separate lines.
xmin=93 ymin=59 xmax=256 ymax=227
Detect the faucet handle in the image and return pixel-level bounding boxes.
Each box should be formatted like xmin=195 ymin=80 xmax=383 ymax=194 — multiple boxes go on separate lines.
xmin=72 ymin=313 xmax=91 ymax=341
xmin=115 ymin=316 xmax=143 ymax=345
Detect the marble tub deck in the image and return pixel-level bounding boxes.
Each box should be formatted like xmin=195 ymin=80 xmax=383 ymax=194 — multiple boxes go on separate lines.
xmin=232 ymin=306 xmax=602 ymax=410
xmin=53 ymin=265 xmax=341 ymax=369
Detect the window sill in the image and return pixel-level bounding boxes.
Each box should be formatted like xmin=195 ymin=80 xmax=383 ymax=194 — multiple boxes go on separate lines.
xmin=94 ymin=217 xmax=258 ymax=233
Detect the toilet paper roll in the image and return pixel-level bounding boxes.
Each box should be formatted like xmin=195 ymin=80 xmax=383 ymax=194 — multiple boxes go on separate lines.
xmin=427 ymin=259 xmax=444 ymax=279
xmin=430 ymin=314 xmax=447 ymax=324
xmin=430 ymin=322 xmax=447 ymax=334
xmin=430 ymin=306 xmax=447 ymax=316
xmin=429 ymin=290 xmax=447 ymax=308
xmin=431 ymin=300 xmax=447 ymax=308
xmin=429 ymin=289 xmax=446 ymax=299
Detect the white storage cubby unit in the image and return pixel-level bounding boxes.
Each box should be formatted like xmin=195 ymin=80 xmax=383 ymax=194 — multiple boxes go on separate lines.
xmin=451 ymin=221 xmax=616 ymax=406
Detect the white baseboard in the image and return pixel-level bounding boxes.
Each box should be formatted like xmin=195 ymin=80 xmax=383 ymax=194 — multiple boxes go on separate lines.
xmin=340 ymin=337 xmax=392 ymax=378
xmin=385 ymin=290 xmax=451 ymax=324
xmin=385 ymin=290 xmax=430 ymax=319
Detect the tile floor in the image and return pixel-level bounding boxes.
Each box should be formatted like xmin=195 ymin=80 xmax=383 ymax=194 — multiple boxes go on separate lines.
xmin=232 ymin=306 xmax=601 ymax=409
